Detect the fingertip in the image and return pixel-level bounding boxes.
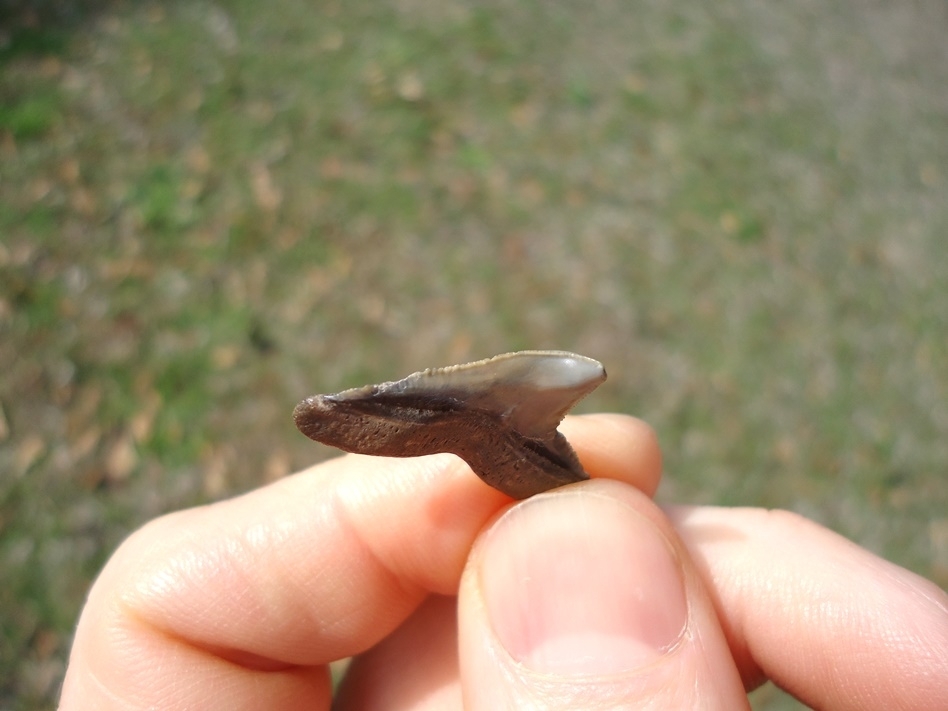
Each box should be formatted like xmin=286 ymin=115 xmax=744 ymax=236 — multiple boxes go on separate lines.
xmin=561 ymin=413 xmax=663 ymax=496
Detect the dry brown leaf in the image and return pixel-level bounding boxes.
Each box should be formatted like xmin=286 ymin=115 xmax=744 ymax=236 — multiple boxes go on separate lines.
xmin=251 ymin=162 xmax=282 ymax=212
xmin=264 ymin=450 xmax=291 ymax=483
xmin=105 ymin=434 xmax=138 ymax=483
xmin=16 ymin=435 xmax=46 ymax=476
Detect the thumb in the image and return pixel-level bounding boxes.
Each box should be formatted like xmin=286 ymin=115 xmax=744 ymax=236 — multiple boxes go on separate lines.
xmin=458 ymin=479 xmax=748 ymax=710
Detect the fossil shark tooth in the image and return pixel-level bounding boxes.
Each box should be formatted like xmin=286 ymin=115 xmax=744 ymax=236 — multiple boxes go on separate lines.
xmin=293 ymin=350 xmax=607 ymax=499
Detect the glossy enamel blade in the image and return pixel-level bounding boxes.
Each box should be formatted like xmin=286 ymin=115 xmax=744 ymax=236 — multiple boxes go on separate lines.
xmin=293 ymin=350 xmax=606 ymax=498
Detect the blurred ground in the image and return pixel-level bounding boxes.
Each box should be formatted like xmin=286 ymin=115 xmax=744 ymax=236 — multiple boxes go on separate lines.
xmin=1 ymin=0 xmax=946 ymax=708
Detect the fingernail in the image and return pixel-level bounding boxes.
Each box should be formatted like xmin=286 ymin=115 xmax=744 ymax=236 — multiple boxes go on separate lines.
xmin=479 ymin=490 xmax=687 ymax=675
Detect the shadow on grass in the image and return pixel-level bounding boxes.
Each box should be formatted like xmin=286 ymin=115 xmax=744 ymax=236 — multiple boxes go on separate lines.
xmin=0 ymin=0 xmax=119 ymax=61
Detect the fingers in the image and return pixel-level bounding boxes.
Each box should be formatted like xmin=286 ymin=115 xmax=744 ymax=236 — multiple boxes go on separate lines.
xmin=61 ymin=413 xmax=659 ymax=710
xmin=669 ymin=506 xmax=948 ymax=711
xmin=561 ymin=413 xmax=663 ymax=496
xmin=457 ymin=479 xmax=749 ymax=710
xmin=334 ymin=595 xmax=462 ymax=710
xmin=61 ymin=454 xmax=488 ymax=711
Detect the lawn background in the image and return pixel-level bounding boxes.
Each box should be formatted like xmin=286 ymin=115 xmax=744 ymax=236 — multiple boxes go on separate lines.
xmin=1 ymin=0 xmax=946 ymax=708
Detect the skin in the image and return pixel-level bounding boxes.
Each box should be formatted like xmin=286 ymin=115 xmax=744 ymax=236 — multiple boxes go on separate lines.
xmin=60 ymin=414 xmax=948 ymax=709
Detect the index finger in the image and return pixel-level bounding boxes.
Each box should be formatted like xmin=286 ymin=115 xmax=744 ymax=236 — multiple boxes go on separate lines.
xmin=61 ymin=413 xmax=660 ymax=710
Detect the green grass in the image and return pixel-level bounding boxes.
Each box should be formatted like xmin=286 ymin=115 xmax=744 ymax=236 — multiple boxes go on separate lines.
xmin=2 ymin=0 xmax=946 ymax=708
xmin=0 ymin=91 xmax=59 ymax=140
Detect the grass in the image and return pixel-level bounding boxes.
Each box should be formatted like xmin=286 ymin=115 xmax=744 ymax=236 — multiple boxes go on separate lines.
xmin=1 ymin=0 xmax=946 ymax=708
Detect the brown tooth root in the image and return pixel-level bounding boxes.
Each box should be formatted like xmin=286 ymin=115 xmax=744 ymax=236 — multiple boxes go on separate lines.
xmin=293 ymin=350 xmax=607 ymax=499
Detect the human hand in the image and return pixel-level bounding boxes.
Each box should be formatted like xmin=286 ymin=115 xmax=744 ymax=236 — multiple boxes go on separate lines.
xmin=60 ymin=414 xmax=948 ymax=709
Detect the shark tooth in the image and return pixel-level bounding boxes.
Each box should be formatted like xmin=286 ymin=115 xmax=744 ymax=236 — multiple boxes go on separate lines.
xmin=293 ymin=350 xmax=607 ymax=498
